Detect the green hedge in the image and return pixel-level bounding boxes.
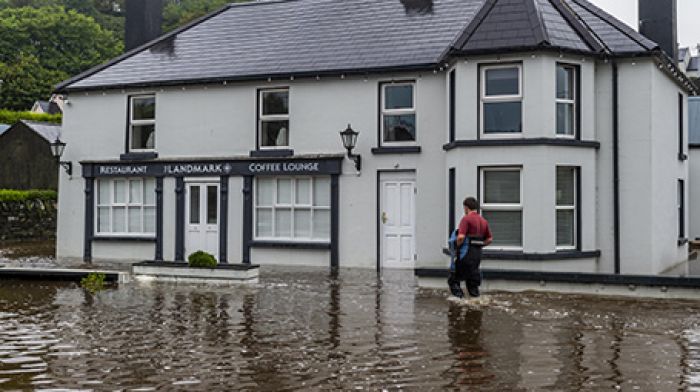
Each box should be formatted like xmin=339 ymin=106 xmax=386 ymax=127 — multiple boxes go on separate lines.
xmin=0 ymin=110 xmax=62 ymax=125
xmin=188 ymin=251 xmax=218 ymax=268
xmin=0 ymin=189 xmax=57 ymax=202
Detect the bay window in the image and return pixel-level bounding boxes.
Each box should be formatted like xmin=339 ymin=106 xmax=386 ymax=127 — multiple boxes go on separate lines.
xmin=129 ymin=95 xmax=156 ymax=151
xmin=259 ymin=89 xmax=289 ymax=148
xmin=480 ymin=168 xmax=522 ymax=248
xmin=556 ymin=64 xmax=577 ymax=137
xmin=255 ymin=177 xmax=330 ymax=242
xmin=381 ymin=82 xmax=416 ymax=144
xmin=481 ymin=65 xmax=522 ymax=134
xmin=96 ymin=178 xmax=156 ymax=236
xmin=556 ymin=167 xmax=577 ymax=249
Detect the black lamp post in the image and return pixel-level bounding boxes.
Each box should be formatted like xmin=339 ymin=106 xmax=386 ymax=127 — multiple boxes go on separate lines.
xmin=339 ymin=124 xmax=361 ymax=172
xmin=50 ymin=138 xmax=72 ymax=176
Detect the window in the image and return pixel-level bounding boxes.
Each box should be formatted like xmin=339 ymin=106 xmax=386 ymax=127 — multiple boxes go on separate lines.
xmin=556 ymin=167 xmax=577 ymax=249
xmin=254 ymin=177 xmax=330 ymax=241
xmin=679 ymin=93 xmax=686 ymax=160
xmin=96 ymin=178 xmax=156 ymax=236
xmin=449 ymin=70 xmax=456 ymax=142
xmin=381 ymin=82 xmax=416 ymax=144
xmin=129 ymin=95 xmax=156 ymax=151
xmin=259 ymin=89 xmax=289 ymax=148
xmin=556 ymin=64 xmax=577 ymax=137
xmin=679 ymin=179 xmax=685 ymax=240
xmin=481 ymin=65 xmax=522 ymax=134
xmin=480 ymin=168 xmax=522 ymax=248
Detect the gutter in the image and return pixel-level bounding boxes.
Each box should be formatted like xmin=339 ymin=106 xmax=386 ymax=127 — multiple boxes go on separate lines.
xmin=612 ymin=60 xmax=621 ymax=274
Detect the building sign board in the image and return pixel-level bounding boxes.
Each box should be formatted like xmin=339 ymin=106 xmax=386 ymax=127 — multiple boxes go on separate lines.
xmin=84 ymin=158 xmax=341 ymax=178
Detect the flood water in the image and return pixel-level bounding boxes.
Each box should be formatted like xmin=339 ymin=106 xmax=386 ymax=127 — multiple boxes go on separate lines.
xmin=1 ymin=268 xmax=700 ymax=391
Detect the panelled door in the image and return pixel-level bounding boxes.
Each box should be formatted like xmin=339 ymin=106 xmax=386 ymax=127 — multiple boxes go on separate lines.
xmin=185 ymin=181 xmax=219 ymax=260
xmin=380 ymin=172 xmax=416 ymax=269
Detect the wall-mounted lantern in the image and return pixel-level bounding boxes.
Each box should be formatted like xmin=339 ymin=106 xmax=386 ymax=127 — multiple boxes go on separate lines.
xmin=339 ymin=124 xmax=361 ymax=172
xmin=50 ymin=138 xmax=72 ymax=176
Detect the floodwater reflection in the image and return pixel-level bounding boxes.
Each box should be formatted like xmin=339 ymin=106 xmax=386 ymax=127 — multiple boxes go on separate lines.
xmin=1 ymin=267 xmax=700 ymax=390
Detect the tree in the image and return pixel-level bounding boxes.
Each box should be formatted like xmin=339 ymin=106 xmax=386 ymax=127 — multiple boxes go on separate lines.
xmin=0 ymin=6 xmax=122 ymax=109
xmin=162 ymin=0 xmax=234 ymax=32
xmin=0 ymin=53 xmax=67 ymax=110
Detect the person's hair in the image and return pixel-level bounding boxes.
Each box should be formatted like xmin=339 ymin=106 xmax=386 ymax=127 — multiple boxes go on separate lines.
xmin=463 ymin=197 xmax=479 ymax=211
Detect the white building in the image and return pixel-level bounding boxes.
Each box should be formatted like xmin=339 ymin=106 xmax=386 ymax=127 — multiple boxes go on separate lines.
xmin=54 ymin=0 xmax=696 ymax=279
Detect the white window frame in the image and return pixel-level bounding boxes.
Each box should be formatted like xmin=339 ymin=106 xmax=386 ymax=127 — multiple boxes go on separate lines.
xmin=258 ymin=88 xmax=290 ymax=149
xmin=555 ymin=166 xmax=577 ymax=250
xmin=555 ymin=64 xmax=577 ymax=138
xmin=253 ymin=176 xmax=331 ymax=243
xmin=381 ymin=81 xmax=417 ymax=146
xmin=479 ymin=167 xmax=523 ymax=250
xmin=480 ymin=64 xmax=523 ymax=138
xmin=129 ymin=94 xmax=156 ymax=152
xmin=95 ymin=177 xmax=156 ymax=237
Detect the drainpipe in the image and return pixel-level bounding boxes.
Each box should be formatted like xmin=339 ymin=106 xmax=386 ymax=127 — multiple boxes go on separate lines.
xmin=612 ymin=60 xmax=621 ymax=275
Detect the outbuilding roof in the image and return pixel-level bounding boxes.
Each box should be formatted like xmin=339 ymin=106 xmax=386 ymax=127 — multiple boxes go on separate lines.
xmin=57 ymin=0 xmax=668 ymax=92
xmin=2 ymin=121 xmax=63 ymax=144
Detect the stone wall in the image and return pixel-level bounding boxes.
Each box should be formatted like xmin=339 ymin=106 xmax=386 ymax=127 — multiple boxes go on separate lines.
xmin=0 ymin=199 xmax=57 ymax=240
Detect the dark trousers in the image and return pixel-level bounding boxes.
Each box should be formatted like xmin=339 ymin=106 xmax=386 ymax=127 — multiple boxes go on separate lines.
xmin=448 ymin=245 xmax=482 ymax=297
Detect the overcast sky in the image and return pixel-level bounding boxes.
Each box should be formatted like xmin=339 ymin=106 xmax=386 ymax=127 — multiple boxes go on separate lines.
xmin=590 ymin=0 xmax=700 ymax=50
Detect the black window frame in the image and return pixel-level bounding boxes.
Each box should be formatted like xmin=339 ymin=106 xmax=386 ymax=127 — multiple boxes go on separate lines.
xmin=555 ymin=166 xmax=581 ymax=251
xmin=679 ymin=179 xmax=685 ymax=240
xmin=555 ymin=62 xmax=581 ymax=140
xmin=679 ymin=93 xmax=687 ymax=161
xmin=256 ymin=87 xmax=291 ymax=150
xmin=478 ymin=62 xmax=524 ymax=137
xmin=125 ymin=94 xmax=157 ymax=154
xmin=449 ymin=69 xmax=456 ymax=143
xmin=377 ymin=80 xmax=417 ymax=147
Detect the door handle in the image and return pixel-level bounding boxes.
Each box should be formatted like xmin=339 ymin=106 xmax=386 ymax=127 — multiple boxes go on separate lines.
xmin=381 ymin=212 xmax=388 ymax=224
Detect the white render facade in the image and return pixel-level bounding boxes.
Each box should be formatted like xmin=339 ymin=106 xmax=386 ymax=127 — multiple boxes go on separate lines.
xmin=56 ymin=52 xmax=691 ymax=275
xmin=54 ymin=0 xmax=696 ymax=278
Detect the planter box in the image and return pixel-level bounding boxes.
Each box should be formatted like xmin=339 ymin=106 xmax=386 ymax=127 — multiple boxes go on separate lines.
xmin=132 ymin=261 xmax=259 ymax=284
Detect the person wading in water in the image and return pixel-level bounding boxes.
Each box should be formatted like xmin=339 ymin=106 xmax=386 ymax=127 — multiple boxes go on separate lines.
xmin=448 ymin=197 xmax=493 ymax=298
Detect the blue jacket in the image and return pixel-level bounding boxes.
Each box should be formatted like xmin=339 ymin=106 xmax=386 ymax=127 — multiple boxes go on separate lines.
xmin=448 ymin=229 xmax=468 ymax=272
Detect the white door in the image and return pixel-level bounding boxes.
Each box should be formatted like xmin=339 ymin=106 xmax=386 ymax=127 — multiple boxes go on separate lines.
xmin=380 ymin=172 xmax=416 ymax=269
xmin=185 ymin=181 xmax=219 ymax=260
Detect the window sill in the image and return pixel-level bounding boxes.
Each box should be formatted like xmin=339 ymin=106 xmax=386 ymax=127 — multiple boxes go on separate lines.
xmin=250 ymin=149 xmax=294 ymax=158
xmin=120 ymin=152 xmax=158 ymax=161
xmin=250 ymin=240 xmax=330 ymax=250
xmin=441 ymin=248 xmax=601 ymax=260
xmin=443 ymin=138 xmax=600 ymax=151
xmin=92 ymin=236 xmax=156 ymax=242
xmin=371 ymin=146 xmax=421 ymax=154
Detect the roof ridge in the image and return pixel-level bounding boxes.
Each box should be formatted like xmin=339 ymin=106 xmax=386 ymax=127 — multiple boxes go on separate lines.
xmin=55 ymin=3 xmax=234 ymax=92
xmin=227 ymin=0 xmax=303 ymax=8
xmin=568 ymin=0 xmax=656 ymax=51
xmin=451 ymin=0 xmax=496 ymax=50
xmin=550 ymin=0 xmax=605 ymax=53
xmin=525 ymin=0 xmax=549 ymax=46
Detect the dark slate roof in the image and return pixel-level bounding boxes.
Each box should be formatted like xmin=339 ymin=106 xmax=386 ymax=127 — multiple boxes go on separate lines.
xmin=688 ymin=57 xmax=699 ymax=72
xmin=17 ymin=120 xmax=62 ymax=143
xmin=58 ymin=0 xmax=661 ymax=92
xmin=690 ymin=97 xmax=700 ymax=145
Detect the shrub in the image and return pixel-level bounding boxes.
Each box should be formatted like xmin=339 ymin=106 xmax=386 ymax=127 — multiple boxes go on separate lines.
xmin=188 ymin=251 xmax=217 ymax=268
xmin=0 ymin=110 xmax=61 ymax=125
xmin=0 ymin=189 xmax=57 ymax=202
xmin=80 ymin=272 xmax=106 ymax=294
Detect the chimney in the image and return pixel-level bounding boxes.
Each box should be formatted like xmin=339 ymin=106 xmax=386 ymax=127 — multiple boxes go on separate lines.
xmin=638 ymin=0 xmax=678 ymax=61
xmin=125 ymin=0 xmax=163 ymax=51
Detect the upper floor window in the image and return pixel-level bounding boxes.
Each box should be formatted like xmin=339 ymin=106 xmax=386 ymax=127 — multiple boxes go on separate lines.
xmin=679 ymin=93 xmax=686 ymax=160
xmin=259 ymin=89 xmax=289 ymax=148
xmin=481 ymin=65 xmax=522 ymax=134
xmin=556 ymin=64 xmax=577 ymax=137
xmin=381 ymin=82 xmax=416 ymax=144
xmin=129 ymin=95 xmax=155 ymax=151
